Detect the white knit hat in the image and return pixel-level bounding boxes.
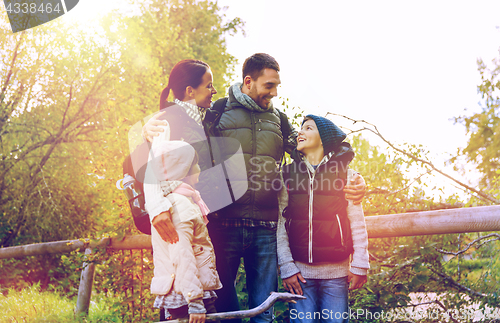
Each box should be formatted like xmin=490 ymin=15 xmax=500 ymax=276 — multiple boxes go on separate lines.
xmin=151 ymin=140 xmax=196 ymax=181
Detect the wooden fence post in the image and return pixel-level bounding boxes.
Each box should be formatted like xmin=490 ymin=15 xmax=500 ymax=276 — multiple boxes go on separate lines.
xmin=75 ymin=248 xmax=96 ymax=316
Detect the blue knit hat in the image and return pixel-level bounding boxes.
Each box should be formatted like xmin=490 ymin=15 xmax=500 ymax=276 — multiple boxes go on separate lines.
xmin=302 ymin=115 xmax=346 ymax=154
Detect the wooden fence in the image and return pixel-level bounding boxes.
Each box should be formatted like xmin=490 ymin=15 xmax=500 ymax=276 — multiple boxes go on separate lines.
xmin=1 ymin=205 xmax=500 ymax=317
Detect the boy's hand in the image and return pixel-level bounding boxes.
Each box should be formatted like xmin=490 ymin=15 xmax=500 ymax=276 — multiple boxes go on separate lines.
xmin=282 ymin=273 xmax=306 ymax=295
xmin=189 ymin=313 xmax=206 ymax=323
xmin=347 ymin=272 xmax=367 ymax=290
xmin=152 ymin=211 xmax=179 ymax=244
xmin=142 ymin=111 xmax=168 ymax=142
xmin=344 ymin=173 xmax=366 ymax=205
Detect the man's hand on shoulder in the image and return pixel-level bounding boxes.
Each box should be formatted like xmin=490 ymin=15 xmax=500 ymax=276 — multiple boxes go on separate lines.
xmin=142 ymin=111 xmax=168 ymax=143
xmin=344 ymin=173 xmax=366 ymax=205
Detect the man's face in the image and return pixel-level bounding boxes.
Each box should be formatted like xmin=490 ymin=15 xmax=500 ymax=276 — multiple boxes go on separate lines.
xmin=245 ymin=68 xmax=281 ymax=109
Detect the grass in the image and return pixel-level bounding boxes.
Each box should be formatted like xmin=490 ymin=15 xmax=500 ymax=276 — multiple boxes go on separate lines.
xmin=0 ymin=284 xmax=120 ymax=323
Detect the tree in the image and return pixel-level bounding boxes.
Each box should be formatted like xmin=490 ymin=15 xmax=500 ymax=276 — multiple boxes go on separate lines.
xmin=0 ymin=18 xmax=121 ymax=247
xmin=455 ymin=55 xmax=500 ymax=193
xmin=0 ymin=0 xmax=244 ymax=295
xmin=0 ymin=0 xmax=245 ymax=248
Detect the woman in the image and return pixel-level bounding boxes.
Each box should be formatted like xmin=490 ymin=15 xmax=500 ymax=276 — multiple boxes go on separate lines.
xmin=142 ymin=59 xmax=221 ymax=322
xmin=144 ymin=59 xmax=218 ymax=246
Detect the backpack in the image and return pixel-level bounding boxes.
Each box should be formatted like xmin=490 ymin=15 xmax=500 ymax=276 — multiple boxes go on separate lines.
xmin=121 ymin=146 xmax=152 ymax=235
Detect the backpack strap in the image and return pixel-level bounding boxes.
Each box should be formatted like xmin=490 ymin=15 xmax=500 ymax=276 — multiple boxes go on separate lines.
xmin=204 ymin=97 xmax=228 ymax=136
xmin=213 ymin=97 xmax=229 ymax=114
xmin=204 ymin=97 xmax=228 ymax=123
xmin=277 ymin=109 xmax=290 ymax=169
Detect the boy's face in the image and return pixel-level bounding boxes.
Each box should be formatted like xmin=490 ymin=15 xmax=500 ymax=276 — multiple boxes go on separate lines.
xmin=297 ymin=119 xmax=323 ymax=154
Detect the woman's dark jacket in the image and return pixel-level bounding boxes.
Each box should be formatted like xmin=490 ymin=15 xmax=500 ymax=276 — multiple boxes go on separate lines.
xmin=155 ymin=102 xmax=239 ymax=213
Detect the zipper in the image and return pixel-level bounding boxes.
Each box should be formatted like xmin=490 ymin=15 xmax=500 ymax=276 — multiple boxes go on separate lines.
xmin=308 ymin=169 xmax=315 ymax=263
xmin=336 ymin=214 xmax=345 ymax=247
xmin=250 ymin=112 xmax=257 ymax=217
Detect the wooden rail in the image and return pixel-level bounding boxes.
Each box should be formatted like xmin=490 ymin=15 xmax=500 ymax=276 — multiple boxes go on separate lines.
xmin=1 ymin=205 xmax=499 ymax=316
xmin=0 ymin=235 xmax=152 ymax=260
xmin=365 ymin=205 xmax=500 ymax=238
xmin=2 ymin=205 xmax=499 ymax=261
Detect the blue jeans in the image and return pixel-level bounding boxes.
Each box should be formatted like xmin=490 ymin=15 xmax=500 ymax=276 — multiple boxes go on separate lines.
xmin=208 ymin=222 xmax=278 ymax=323
xmin=289 ymin=277 xmax=349 ymax=323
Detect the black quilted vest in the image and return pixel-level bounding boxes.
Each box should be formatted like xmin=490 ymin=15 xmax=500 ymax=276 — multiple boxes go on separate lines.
xmin=282 ymin=149 xmax=354 ymax=263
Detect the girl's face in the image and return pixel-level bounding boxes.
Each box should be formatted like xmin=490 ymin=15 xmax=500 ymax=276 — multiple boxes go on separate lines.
xmin=184 ymin=163 xmax=201 ymax=186
xmin=192 ymin=69 xmax=217 ymax=109
xmin=297 ymin=119 xmax=322 ymax=153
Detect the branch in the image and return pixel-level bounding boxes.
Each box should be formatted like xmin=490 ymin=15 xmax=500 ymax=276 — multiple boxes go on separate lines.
xmin=435 ymin=233 xmax=500 ymax=256
xmin=388 ymin=169 xmax=433 ymax=196
xmin=327 ymin=112 xmax=500 ymax=205
xmin=0 ymin=32 xmax=24 ymax=107
xmin=61 ymin=81 xmax=75 ymax=127
xmin=367 ymin=169 xmax=434 ymax=197
xmin=429 ymin=266 xmax=487 ymax=298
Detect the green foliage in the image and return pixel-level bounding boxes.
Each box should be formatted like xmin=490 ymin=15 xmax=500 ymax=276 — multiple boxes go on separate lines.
xmin=0 ymin=19 xmax=117 ymax=248
xmin=454 ymin=55 xmax=500 ymax=192
xmin=0 ymin=0 xmax=243 ymax=298
xmin=0 ymin=283 xmax=121 ymax=322
xmin=91 ymin=248 xmax=158 ymax=322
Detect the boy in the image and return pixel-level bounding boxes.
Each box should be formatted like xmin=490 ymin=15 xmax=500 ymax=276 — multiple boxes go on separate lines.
xmin=277 ymin=115 xmax=369 ymax=323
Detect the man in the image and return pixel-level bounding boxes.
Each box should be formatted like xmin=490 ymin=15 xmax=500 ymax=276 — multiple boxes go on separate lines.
xmin=207 ymin=53 xmax=364 ymax=323
xmin=142 ymin=53 xmax=366 ymax=323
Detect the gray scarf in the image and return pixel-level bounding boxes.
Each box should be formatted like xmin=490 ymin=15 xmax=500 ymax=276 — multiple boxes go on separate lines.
xmin=230 ymin=82 xmax=274 ymax=113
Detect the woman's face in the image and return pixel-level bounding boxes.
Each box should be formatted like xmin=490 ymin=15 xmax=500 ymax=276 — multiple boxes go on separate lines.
xmin=192 ymin=69 xmax=217 ymax=109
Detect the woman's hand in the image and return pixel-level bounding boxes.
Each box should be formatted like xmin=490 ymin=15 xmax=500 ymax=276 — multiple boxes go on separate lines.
xmin=347 ymin=272 xmax=367 ymax=290
xmin=142 ymin=111 xmax=168 ymax=143
xmin=189 ymin=313 xmax=206 ymax=323
xmin=152 ymin=211 xmax=179 ymax=244
xmin=282 ymin=272 xmax=306 ymax=295
xmin=344 ymin=173 xmax=366 ymax=205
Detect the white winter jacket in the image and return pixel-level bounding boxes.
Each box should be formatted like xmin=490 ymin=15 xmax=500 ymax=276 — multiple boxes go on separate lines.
xmin=150 ymin=192 xmax=222 ymax=303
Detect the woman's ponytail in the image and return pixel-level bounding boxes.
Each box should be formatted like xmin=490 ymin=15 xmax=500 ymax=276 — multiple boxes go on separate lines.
xmin=159 ymin=86 xmax=170 ymax=111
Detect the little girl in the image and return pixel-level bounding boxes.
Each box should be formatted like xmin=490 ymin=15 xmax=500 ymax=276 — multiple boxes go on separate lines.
xmin=277 ymin=115 xmax=369 ymax=323
xmin=146 ymin=139 xmax=222 ymax=323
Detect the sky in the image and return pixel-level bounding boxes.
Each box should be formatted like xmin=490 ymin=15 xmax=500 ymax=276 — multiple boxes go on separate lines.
xmin=215 ymin=1 xmax=500 ymax=157
xmin=62 ymin=0 xmax=500 ymax=153
xmin=213 ymin=0 xmax=500 ymax=195
xmin=57 ymin=0 xmax=500 ymax=194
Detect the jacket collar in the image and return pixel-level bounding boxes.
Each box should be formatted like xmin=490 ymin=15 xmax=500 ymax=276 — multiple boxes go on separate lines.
xmin=290 ymin=142 xmax=355 ymax=172
xmin=229 ymin=82 xmax=274 ymax=113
